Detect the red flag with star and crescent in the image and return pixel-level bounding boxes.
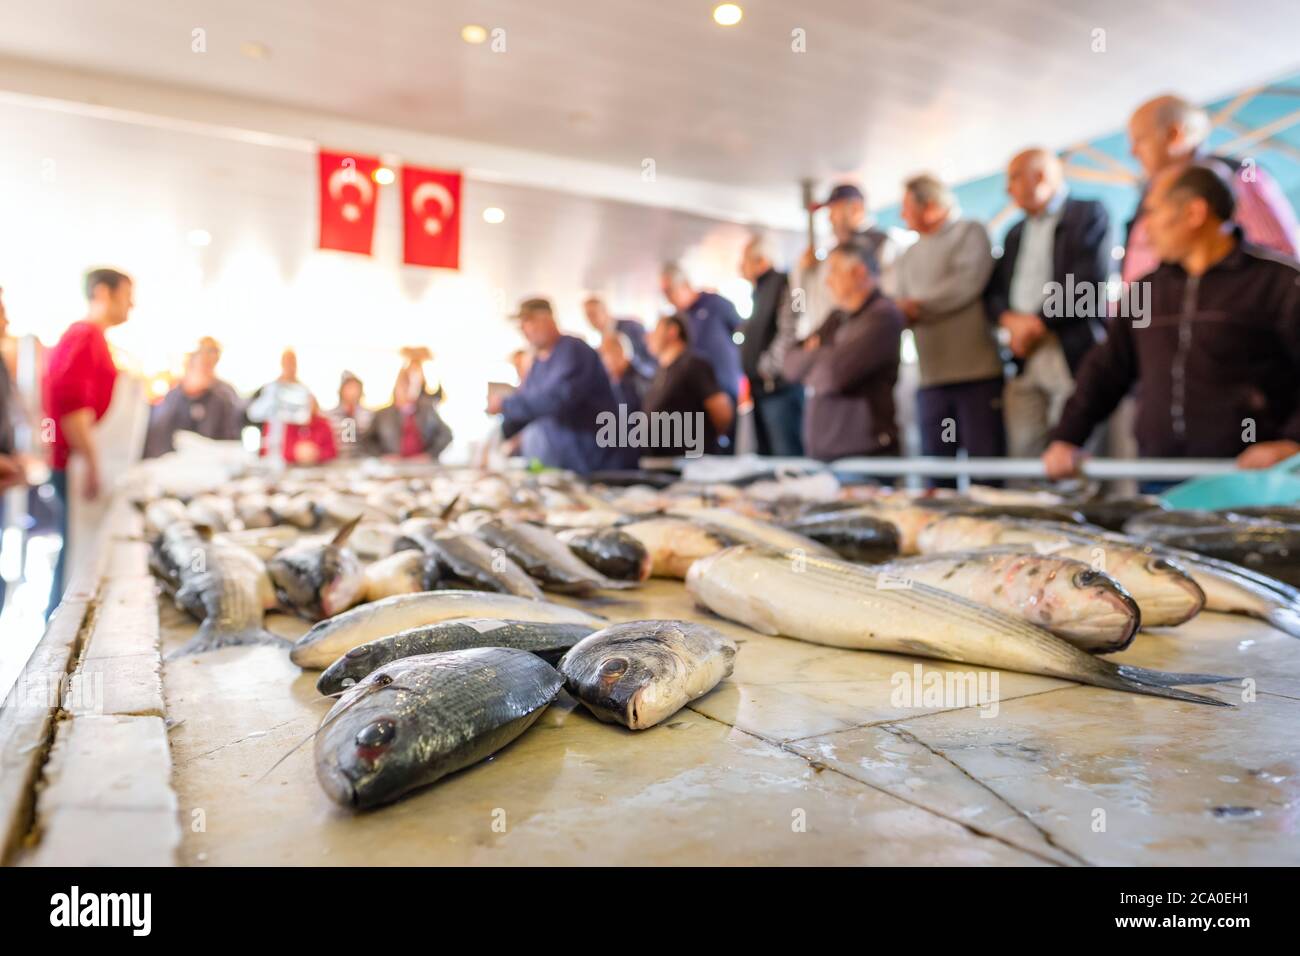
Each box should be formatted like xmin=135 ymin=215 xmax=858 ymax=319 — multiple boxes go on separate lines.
xmin=318 ymin=150 xmax=381 ymax=255
xmin=402 ymin=165 xmax=461 ymax=269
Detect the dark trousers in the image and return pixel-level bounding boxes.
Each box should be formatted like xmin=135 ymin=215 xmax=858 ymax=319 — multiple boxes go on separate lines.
xmin=917 ymin=377 xmax=1007 ymax=487
xmin=752 ymin=385 xmax=805 ymax=458
xmin=45 ymin=469 xmax=67 ymax=621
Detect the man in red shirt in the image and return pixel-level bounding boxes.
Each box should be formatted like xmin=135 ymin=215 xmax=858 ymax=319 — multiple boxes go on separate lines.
xmin=43 ymin=268 xmax=132 ymax=616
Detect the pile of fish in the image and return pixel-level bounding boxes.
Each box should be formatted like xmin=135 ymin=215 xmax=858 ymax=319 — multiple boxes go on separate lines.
xmin=135 ymin=461 xmax=1300 ymax=810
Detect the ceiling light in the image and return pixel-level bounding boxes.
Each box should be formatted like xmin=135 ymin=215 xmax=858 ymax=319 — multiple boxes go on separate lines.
xmin=372 ymin=166 xmax=395 ymax=185
xmin=187 ymin=229 xmax=212 ymax=247
xmin=461 ymin=24 xmax=488 ymax=44
xmin=483 ymin=207 xmax=506 ymax=224
xmin=713 ymin=4 xmax=743 ymax=26
xmin=240 ymin=41 xmax=269 ymax=60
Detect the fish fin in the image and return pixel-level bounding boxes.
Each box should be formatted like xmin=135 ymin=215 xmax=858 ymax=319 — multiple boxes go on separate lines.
xmin=1116 ymin=664 xmax=1239 ymax=687
xmin=1093 ymin=669 xmax=1233 ymax=707
xmin=439 ymin=493 xmax=461 ymax=521
xmin=595 ymin=577 xmax=639 ymax=591
xmin=192 ymin=523 xmax=215 ymax=541
xmin=1263 ymin=604 xmax=1300 ymax=640
xmin=330 ymin=515 xmax=362 ymax=547
xmin=166 ymin=622 xmax=288 ymax=659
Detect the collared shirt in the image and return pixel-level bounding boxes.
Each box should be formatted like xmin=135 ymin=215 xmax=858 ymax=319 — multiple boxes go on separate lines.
xmin=1009 ymin=189 xmax=1067 ymax=314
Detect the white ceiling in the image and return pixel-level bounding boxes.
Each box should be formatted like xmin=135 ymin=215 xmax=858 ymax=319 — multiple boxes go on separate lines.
xmin=1 ymin=0 xmax=1299 ymax=209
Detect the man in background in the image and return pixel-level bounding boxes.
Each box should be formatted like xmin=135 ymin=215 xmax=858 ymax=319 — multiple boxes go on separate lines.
xmin=328 ymin=371 xmax=372 ymax=457
xmin=584 ymin=296 xmax=656 ymax=383
xmin=489 ymin=298 xmax=631 ymax=474
xmin=783 ymin=243 xmax=903 ymax=461
xmin=1124 ymin=93 xmax=1299 ymax=282
xmin=661 ymin=264 xmax=743 ymax=412
xmin=895 ymin=174 xmax=1005 ymax=467
xmin=643 ymin=314 xmax=734 ymax=459
xmin=985 ymin=148 xmax=1111 ymax=458
xmin=739 ymin=235 xmax=803 ymax=457
xmin=143 ymin=336 xmax=244 ymax=457
xmin=44 ymin=268 xmax=132 ymax=617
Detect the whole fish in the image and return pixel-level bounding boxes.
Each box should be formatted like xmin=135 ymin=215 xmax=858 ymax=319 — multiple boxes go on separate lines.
xmin=558 ymin=620 xmax=736 ymax=729
xmin=475 ymin=518 xmax=636 ymax=593
xmin=1128 ymin=525 xmax=1300 ymax=590
xmin=268 ymin=518 xmax=366 ymax=620
xmin=828 ymin=503 xmax=946 ymax=555
xmin=872 ymin=551 xmax=1140 ymax=653
xmin=316 ymin=618 xmax=597 ymax=694
xmin=1071 ymin=496 xmax=1165 ymax=533
xmin=686 ymin=546 xmax=1232 ymax=706
xmin=917 ymin=516 xmax=1205 ymax=627
xmin=555 ymin=527 xmax=652 ymax=582
xmin=426 ymin=530 xmax=544 ymax=599
xmin=619 ymin=518 xmax=731 ymax=578
xmin=290 ymin=590 xmax=607 ymax=669
xmin=151 ymin=523 xmax=281 ymax=657
xmin=362 ymin=549 xmax=440 ymax=602
xmin=781 ymin=511 xmax=900 ymax=563
xmin=314 ymin=648 xmax=563 ymax=809
xmin=667 ymin=507 xmax=835 ymax=557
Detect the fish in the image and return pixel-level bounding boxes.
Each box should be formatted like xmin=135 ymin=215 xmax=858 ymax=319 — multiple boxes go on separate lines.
xmin=475 ymin=518 xmax=637 ymax=593
xmin=270 ymin=492 xmax=321 ymax=529
xmin=872 ymin=550 xmax=1140 ymax=653
xmin=393 ymin=517 xmax=446 ymax=553
xmin=362 ymin=549 xmax=440 ymax=602
xmin=426 ymin=530 xmax=544 ymax=599
xmin=1070 ymin=496 xmax=1166 ymax=533
xmin=557 ymin=620 xmax=736 ymax=729
xmin=916 ymin=500 xmax=1088 ymax=525
xmin=667 ymin=507 xmax=836 ymax=557
xmin=825 ymin=503 xmax=946 ymax=555
xmin=781 ymin=511 xmax=900 ymax=563
xmin=555 ymin=527 xmax=652 ymax=582
xmin=619 ymin=518 xmax=731 ymax=578
xmin=143 ymin=497 xmax=190 ymax=536
xmin=290 ymin=590 xmax=607 ymax=669
xmin=316 ymin=618 xmax=597 ymax=694
xmin=916 ymin=516 xmax=1205 ymax=627
xmin=215 ymin=525 xmax=303 ymax=562
xmin=1126 ymin=525 xmax=1300 ymax=590
xmin=346 ymin=522 xmax=405 ymax=562
xmin=234 ymin=493 xmax=277 ymax=529
xmin=151 ymin=523 xmax=281 ymax=657
xmin=267 ymin=518 xmax=366 ymax=620
xmin=314 ymin=648 xmax=563 ymax=809
xmin=686 ymin=546 xmax=1233 ymax=706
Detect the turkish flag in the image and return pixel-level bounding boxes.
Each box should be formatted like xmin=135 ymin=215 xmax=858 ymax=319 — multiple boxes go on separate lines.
xmin=318 ymin=150 xmax=381 ymax=255
xmin=402 ymin=165 xmax=461 ymax=269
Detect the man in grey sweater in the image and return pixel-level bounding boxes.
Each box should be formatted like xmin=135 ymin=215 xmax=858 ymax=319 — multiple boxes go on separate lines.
xmin=895 ymin=174 xmax=1006 ymax=467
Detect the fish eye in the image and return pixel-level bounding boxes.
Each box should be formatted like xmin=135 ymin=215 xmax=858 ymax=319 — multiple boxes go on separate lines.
xmin=599 ymin=657 xmax=628 ymax=680
xmin=356 ymin=718 xmax=397 ymax=749
xmin=1147 ymin=558 xmax=1173 ymax=572
xmin=370 ymin=673 xmax=394 ymax=687
xmin=345 ymin=646 xmax=372 ymax=659
xmin=1073 ymin=569 xmax=1101 ymax=587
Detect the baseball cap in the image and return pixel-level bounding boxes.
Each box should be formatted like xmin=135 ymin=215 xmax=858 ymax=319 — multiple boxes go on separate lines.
xmin=813 ymin=183 xmax=865 ymax=210
xmin=510 ymin=297 xmax=554 ymax=320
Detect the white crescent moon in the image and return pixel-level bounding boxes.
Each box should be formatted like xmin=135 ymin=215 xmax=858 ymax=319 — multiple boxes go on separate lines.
xmin=411 ymin=181 xmax=455 ymax=235
xmin=328 ymin=166 xmax=374 ymax=222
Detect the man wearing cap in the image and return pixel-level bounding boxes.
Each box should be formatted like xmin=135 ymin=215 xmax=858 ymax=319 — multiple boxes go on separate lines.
xmin=488 ymin=298 xmax=633 ymax=474
xmin=789 ymin=183 xmax=897 ymax=341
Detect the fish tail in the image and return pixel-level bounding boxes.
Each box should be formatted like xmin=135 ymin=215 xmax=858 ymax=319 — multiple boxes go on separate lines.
xmin=167 ymin=621 xmax=287 ymax=659
xmin=1263 ymin=604 xmax=1300 ymax=640
xmin=1088 ymin=666 xmax=1234 ymax=707
xmin=1115 ymin=663 xmax=1239 ymax=687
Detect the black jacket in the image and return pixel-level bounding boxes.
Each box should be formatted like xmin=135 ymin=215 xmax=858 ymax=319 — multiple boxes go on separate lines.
xmin=985 ymin=197 xmax=1110 ymax=374
xmin=740 ymin=268 xmax=789 ymax=392
xmin=365 ymin=393 xmax=453 ymax=459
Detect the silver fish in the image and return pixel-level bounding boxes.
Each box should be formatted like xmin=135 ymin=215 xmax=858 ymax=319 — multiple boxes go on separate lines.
xmin=314 ymin=648 xmax=563 ymax=809
xmin=316 ymin=618 xmax=597 ymax=694
xmin=427 ymin=531 xmax=544 ymax=599
xmin=290 ymin=590 xmax=607 ymax=669
xmin=686 ymin=546 xmax=1233 ymax=706
xmin=558 ymin=620 xmax=736 ymax=729
xmin=268 ymin=518 xmax=366 ymax=620
xmin=667 ymin=507 xmax=835 ymax=557
xmin=362 ymin=549 xmax=438 ymax=602
xmin=871 ymin=550 xmax=1140 ymax=653
xmin=475 ymin=518 xmax=637 ymax=593
xmin=917 ymin=516 xmax=1205 ymax=627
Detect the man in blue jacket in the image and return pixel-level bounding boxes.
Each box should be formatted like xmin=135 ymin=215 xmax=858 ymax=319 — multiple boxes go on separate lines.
xmin=488 ymin=298 xmax=633 ymax=474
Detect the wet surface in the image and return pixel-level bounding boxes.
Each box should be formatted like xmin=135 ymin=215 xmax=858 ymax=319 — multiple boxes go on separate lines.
xmin=160 ymin=582 xmax=1299 ymax=865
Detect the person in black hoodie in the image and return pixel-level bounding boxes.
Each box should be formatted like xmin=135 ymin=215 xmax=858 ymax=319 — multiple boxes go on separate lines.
xmin=739 ymin=235 xmax=804 ymax=456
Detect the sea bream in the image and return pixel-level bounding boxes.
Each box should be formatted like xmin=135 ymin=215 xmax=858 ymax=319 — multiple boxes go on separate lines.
xmin=474 ymin=518 xmax=637 ymax=593
xmin=314 ymin=648 xmax=563 ymax=809
xmin=686 ymin=546 xmax=1233 ymax=705
xmin=290 ymin=590 xmax=607 ymax=669
xmin=425 ymin=530 xmax=544 ymax=599
xmin=316 ymin=618 xmax=597 ymax=694
xmin=362 ymin=549 xmax=439 ymax=602
xmin=917 ymin=515 xmax=1205 ymax=627
xmin=870 ymin=550 xmax=1140 ymax=653
xmin=268 ymin=517 xmax=366 ymax=620
xmin=558 ymin=620 xmax=736 ymax=729
xmin=151 ymin=523 xmax=281 ymax=657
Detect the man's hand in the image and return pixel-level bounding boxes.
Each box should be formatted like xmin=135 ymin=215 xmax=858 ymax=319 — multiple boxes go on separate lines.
xmin=1237 ymin=440 xmax=1300 ymax=469
xmin=486 ymin=391 xmax=505 ymax=415
xmin=898 ymin=298 xmax=922 ymax=323
xmin=803 ymin=334 xmax=821 ymax=351
xmin=0 ymin=454 xmax=25 ymax=492
xmin=1042 ymin=440 xmax=1086 ymax=480
xmin=999 ymin=311 xmax=1047 ymax=359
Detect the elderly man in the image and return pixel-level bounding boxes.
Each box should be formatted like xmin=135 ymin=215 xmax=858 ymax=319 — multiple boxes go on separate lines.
xmin=1044 ymin=162 xmax=1300 ymax=480
xmin=783 ymin=242 xmax=904 ymax=461
xmin=985 ymin=149 xmax=1111 ymax=458
xmin=895 ymin=174 xmax=1005 ymax=465
xmin=739 ymin=234 xmax=803 ymax=456
xmin=1124 ymin=94 xmax=1299 ymax=282
xmin=143 ymin=337 xmax=245 ymax=457
xmin=583 ymin=296 xmax=653 ymax=411
xmin=488 ymin=297 xmax=631 ymax=474
xmin=660 ymin=264 xmax=743 ymax=406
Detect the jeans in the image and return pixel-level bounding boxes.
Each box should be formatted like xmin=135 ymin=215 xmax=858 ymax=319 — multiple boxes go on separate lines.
xmin=752 ymin=385 xmax=805 ymax=458
xmin=45 ymin=469 xmax=67 ymax=621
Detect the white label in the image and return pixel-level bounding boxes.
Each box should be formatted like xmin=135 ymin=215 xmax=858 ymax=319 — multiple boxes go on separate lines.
xmin=462 ymin=618 xmax=509 ymax=634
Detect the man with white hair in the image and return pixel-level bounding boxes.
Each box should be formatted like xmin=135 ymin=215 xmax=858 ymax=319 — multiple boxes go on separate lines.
xmin=660 ymin=264 xmax=743 ymax=439
xmin=985 ymin=148 xmax=1111 ymax=458
xmin=896 ymin=174 xmax=1005 ymax=471
xmin=1124 ymin=93 xmax=1298 ymax=282
xmin=739 ymin=234 xmax=803 ymax=456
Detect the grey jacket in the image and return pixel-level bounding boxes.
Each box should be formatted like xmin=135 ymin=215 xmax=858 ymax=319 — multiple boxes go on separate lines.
xmin=895 ymin=218 xmax=1003 ymax=388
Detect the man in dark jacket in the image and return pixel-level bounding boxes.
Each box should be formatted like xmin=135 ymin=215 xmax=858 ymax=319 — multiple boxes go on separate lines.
xmin=366 ymin=362 xmax=453 ymax=460
xmin=739 ymin=235 xmax=803 ymax=456
xmin=986 ymin=148 xmax=1111 ymax=458
xmin=783 ymin=242 xmax=904 ymax=461
xmin=1044 ymin=162 xmax=1300 ymax=479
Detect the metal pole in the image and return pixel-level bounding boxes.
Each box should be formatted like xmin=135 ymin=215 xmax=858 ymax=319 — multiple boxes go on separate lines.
xmin=830 ymin=456 xmax=1236 ymax=480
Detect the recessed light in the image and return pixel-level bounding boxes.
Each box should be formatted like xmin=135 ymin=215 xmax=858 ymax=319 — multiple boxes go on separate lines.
xmin=461 ymin=24 xmax=488 ymax=44
xmin=712 ymin=4 xmax=742 ymax=26
xmin=483 ymin=207 xmax=506 ymax=224
xmin=187 ymin=229 xmax=212 ymax=247
xmin=372 ymin=167 xmax=395 ymax=185
xmin=240 ymin=41 xmax=269 ymax=60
